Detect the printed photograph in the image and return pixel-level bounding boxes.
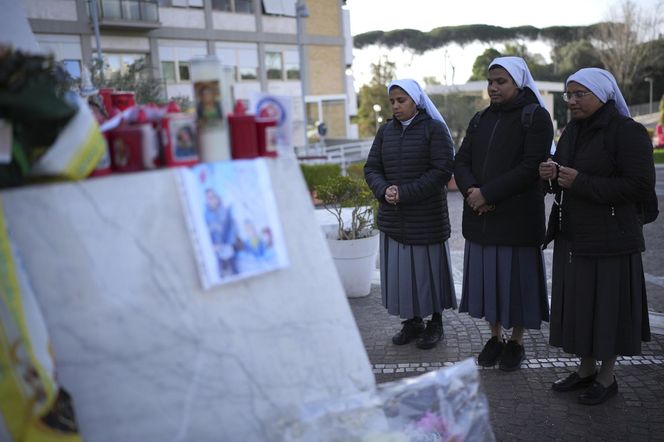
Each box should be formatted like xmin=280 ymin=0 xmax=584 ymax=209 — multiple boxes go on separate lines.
xmin=178 ymin=159 xmax=288 ymax=289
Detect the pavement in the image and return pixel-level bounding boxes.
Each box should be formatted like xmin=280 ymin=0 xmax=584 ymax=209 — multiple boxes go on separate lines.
xmin=339 ymin=171 xmax=664 ymax=441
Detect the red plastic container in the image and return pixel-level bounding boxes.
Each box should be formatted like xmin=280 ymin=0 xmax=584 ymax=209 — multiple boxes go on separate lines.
xmin=107 ymin=122 xmax=158 ymax=172
xmin=228 ymin=101 xmax=259 ymax=159
xmin=99 ymin=87 xmax=114 ymax=114
xmin=256 ymin=119 xmax=278 ymax=157
xmin=159 ymin=113 xmax=199 ymax=167
xmin=111 ymin=91 xmax=136 ymax=111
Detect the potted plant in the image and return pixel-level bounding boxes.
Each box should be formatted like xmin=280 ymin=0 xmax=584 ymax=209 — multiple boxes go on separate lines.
xmin=316 ymin=175 xmax=379 ymax=297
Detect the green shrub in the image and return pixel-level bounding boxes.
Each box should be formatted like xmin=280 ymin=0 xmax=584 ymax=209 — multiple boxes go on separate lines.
xmin=654 ymin=149 xmax=664 ymax=164
xmin=299 ymin=163 xmax=341 ymax=192
xmin=315 ymin=175 xmax=375 ymax=240
xmin=346 ymin=162 xmax=365 ymax=180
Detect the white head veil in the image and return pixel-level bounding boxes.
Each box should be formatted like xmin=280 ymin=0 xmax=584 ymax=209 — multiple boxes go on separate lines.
xmin=387 ymin=79 xmax=452 ymax=139
xmin=566 ymin=68 xmax=630 ymax=117
xmin=488 ymin=56 xmax=546 ymax=108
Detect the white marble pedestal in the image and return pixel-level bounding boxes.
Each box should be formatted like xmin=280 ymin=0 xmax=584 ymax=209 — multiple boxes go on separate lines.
xmin=0 ymin=157 xmax=374 ymax=441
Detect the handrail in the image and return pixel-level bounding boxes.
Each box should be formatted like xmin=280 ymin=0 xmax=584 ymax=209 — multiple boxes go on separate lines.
xmin=297 ymin=140 xmax=373 ymax=174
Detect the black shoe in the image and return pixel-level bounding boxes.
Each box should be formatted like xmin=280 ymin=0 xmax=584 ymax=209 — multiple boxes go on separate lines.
xmin=416 ymin=320 xmax=443 ymax=349
xmin=477 ymin=336 xmax=505 ymax=367
xmin=578 ymin=379 xmax=618 ymax=405
xmin=498 ymin=340 xmax=525 ymax=371
xmin=391 ymin=318 xmax=425 ymax=345
xmin=552 ymin=371 xmax=597 ymax=392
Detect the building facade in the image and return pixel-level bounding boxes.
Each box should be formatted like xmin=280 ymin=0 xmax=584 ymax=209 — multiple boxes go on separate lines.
xmin=24 ymin=0 xmax=358 ymax=146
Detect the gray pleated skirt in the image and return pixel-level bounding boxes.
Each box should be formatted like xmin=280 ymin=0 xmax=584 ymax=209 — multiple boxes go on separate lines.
xmin=380 ymin=232 xmax=457 ymax=319
xmin=549 ymin=239 xmax=650 ymax=360
xmin=459 ymin=240 xmax=549 ymax=329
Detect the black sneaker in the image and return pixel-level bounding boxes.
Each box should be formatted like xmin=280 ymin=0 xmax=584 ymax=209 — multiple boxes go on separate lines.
xmin=499 ymin=340 xmax=525 ymax=371
xmin=392 ymin=318 xmax=425 ymax=345
xmin=477 ymin=336 xmax=505 ymax=367
xmin=416 ymin=320 xmax=443 ymax=349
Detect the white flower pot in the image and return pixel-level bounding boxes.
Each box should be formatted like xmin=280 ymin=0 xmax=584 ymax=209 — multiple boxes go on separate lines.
xmin=326 ymin=233 xmax=379 ymax=298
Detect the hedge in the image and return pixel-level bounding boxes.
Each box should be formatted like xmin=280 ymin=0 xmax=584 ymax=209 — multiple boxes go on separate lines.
xmin=299 ymin=163 xmax=341 ymax=192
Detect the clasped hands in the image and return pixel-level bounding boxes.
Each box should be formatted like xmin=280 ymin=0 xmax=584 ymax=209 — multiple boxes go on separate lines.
xmin=466 ymin=187 xmax=494 ymax=215
xmin=538 ymin=159 xmax=578 ymax=189
xmin=385 ymin=185 xmax=399 ymax=205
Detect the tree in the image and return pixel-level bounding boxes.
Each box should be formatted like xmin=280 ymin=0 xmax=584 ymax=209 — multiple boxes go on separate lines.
xmin=468 ymin=44 xmax=555 ymax=82
xmin=551 ymin=39 xmax=603 ymax=78
xmin=594 ymin=0 xmax=663 ymax=96
xmin=356 ymin=57 xmax=397 ymax=138
xmin=422 ymin=76 xmax=441 ymax=86
xmin=90 ymin=57 xmax=165 ymax=104
xmin=430 ymin=93 xmax=485 ymax=148
xmin=469 ymin=48 xmax=502 ymax=81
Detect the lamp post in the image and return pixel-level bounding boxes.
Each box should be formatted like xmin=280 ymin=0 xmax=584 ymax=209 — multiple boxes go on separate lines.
xmin=373 ymin=103 xmax=382 ymax=131
xmin=645 ymin=76 xmax=654 ymax=114
xmin=296 ymin=0 xmax=309 ymax=151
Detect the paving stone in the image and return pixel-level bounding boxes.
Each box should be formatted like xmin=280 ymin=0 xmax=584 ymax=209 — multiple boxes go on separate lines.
xmin=348 ymin=284 xmax=664 ymax=440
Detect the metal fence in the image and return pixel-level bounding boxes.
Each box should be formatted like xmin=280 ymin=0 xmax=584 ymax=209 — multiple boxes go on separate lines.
xmin=297 ymin=140 xmax=373 ymax=175
xmin=629 ymin=102 xmax=658 ymax=117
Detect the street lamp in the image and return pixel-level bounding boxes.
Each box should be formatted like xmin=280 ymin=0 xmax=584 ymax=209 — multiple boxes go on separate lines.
xmin=373 ymin=103 xmax=382 ymax=131
xmin=645 ymin=76 xmax=654 ymax=114
xmin=296 ymin=1 xmax=309 ymax=150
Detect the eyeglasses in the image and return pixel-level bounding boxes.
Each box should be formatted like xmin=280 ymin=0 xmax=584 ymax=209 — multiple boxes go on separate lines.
xmin=562 ymin=91 xmax=594 ymax=102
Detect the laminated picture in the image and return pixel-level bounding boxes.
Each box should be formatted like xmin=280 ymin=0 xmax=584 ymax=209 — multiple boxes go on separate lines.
xmin=177 ymin=159 xmax=289 ymax=289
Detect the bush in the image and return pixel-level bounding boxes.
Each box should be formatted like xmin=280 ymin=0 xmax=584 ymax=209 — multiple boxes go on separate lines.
xmin=654 ymin=149 xmax=664 ymax=164
xmin=300 ymin=163 xmax=341 ymax=192
xmin=315 ymin=175 xmax=375 ymax=240
xmin=346 ymin=162 xmax=366 ymax=180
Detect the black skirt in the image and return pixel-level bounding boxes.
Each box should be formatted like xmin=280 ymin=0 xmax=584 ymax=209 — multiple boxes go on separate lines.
xmin=549 ymin=239 xmax=651 ymax=360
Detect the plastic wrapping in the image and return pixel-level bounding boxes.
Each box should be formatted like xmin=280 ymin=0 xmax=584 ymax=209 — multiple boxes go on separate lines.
xmin=276 ymin=358 xmax=494 ymax=442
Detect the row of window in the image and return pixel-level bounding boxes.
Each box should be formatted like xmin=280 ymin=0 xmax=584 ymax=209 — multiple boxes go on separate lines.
xmin=162 ymin=50 xmax=299 ymax=83
xmin=57 ymin=38 xmax=300 ymax=84
xmin=160 ymin=0 xmax=295 ymax=15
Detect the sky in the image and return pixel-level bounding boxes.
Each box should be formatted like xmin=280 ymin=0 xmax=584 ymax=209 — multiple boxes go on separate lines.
xmin=344 ymin=0 xmax=660 ymax=88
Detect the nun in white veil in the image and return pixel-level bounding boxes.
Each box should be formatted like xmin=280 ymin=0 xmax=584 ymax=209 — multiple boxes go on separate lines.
xmin=455 ymin=56 xmax=554 ymax=372
xmin=540 ymin=68 xmax=656 ymax=405
xmin=364 ymin=78 xmax=456 ymax=350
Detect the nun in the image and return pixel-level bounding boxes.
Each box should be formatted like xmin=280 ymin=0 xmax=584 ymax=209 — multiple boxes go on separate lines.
xmin=540 ymin=68 xmax=656 ymax=405
xmin=364 ymin=79 xmax=456 ymax=350
xmin=454 ymin=56 xmax=554 ymax=371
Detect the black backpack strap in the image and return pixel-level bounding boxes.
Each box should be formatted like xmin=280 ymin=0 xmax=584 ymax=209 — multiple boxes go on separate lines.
xmin=521 ymin=103 xmax=539 ymax=130
xmin=470 ymin=108 xmax=487 ymax=132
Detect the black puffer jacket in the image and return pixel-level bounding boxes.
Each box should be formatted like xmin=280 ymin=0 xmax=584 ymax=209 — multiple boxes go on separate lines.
xmin=454 ymin=89 xmax=554 ymax=246
xmin=544 ymin=102 xmax=655 ymax=256
xmin=364 ymin=111 xmax=455 ymax=245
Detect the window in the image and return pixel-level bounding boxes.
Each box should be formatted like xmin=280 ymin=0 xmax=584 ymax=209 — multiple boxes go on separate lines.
xmin=265 ymin=52 xmax=282 ymax=80
xmin=212 ymin=0 xmax=253 ymax=13
xmin=161 ymin=61 xmax=176 ymax=82
xmin=178 ymin=62 xmax=191 ymax=81
xmin=211 ymin=0 xmax=231 ymax=11
xmin=159 ymin=41 xmax=207 ymax=83
xmin=103 ymin=53 xmax=148 ymax=81
xmin=235 ymin=0 xmax=253 ymax=13
xmin=283 ymin=50 xmax=299 ymax=80
xmin=237 ymin=49 xmax=257 ymax=80
xmin=262 ymin=0 xmax=295 ymax=16
xmin=63 ymin=59 xmax=82 ymax=79
xmin=216 ymin=43 xmax=259 ymax=82
xmin=264 ymin=47 xmax=299 ymax=81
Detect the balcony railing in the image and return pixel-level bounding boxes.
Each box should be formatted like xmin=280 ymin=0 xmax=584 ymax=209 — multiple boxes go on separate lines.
xmin=88 ymin=0 xmax=160 ymax=28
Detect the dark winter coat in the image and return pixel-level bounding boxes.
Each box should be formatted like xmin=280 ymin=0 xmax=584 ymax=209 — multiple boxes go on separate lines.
xmin=454 ymin=88 xmax=554 ymax=246
xmin=364 ymin=111 xmax=455 ymax=245
xmin=544 ymin=102 xmax=655 ymax=256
